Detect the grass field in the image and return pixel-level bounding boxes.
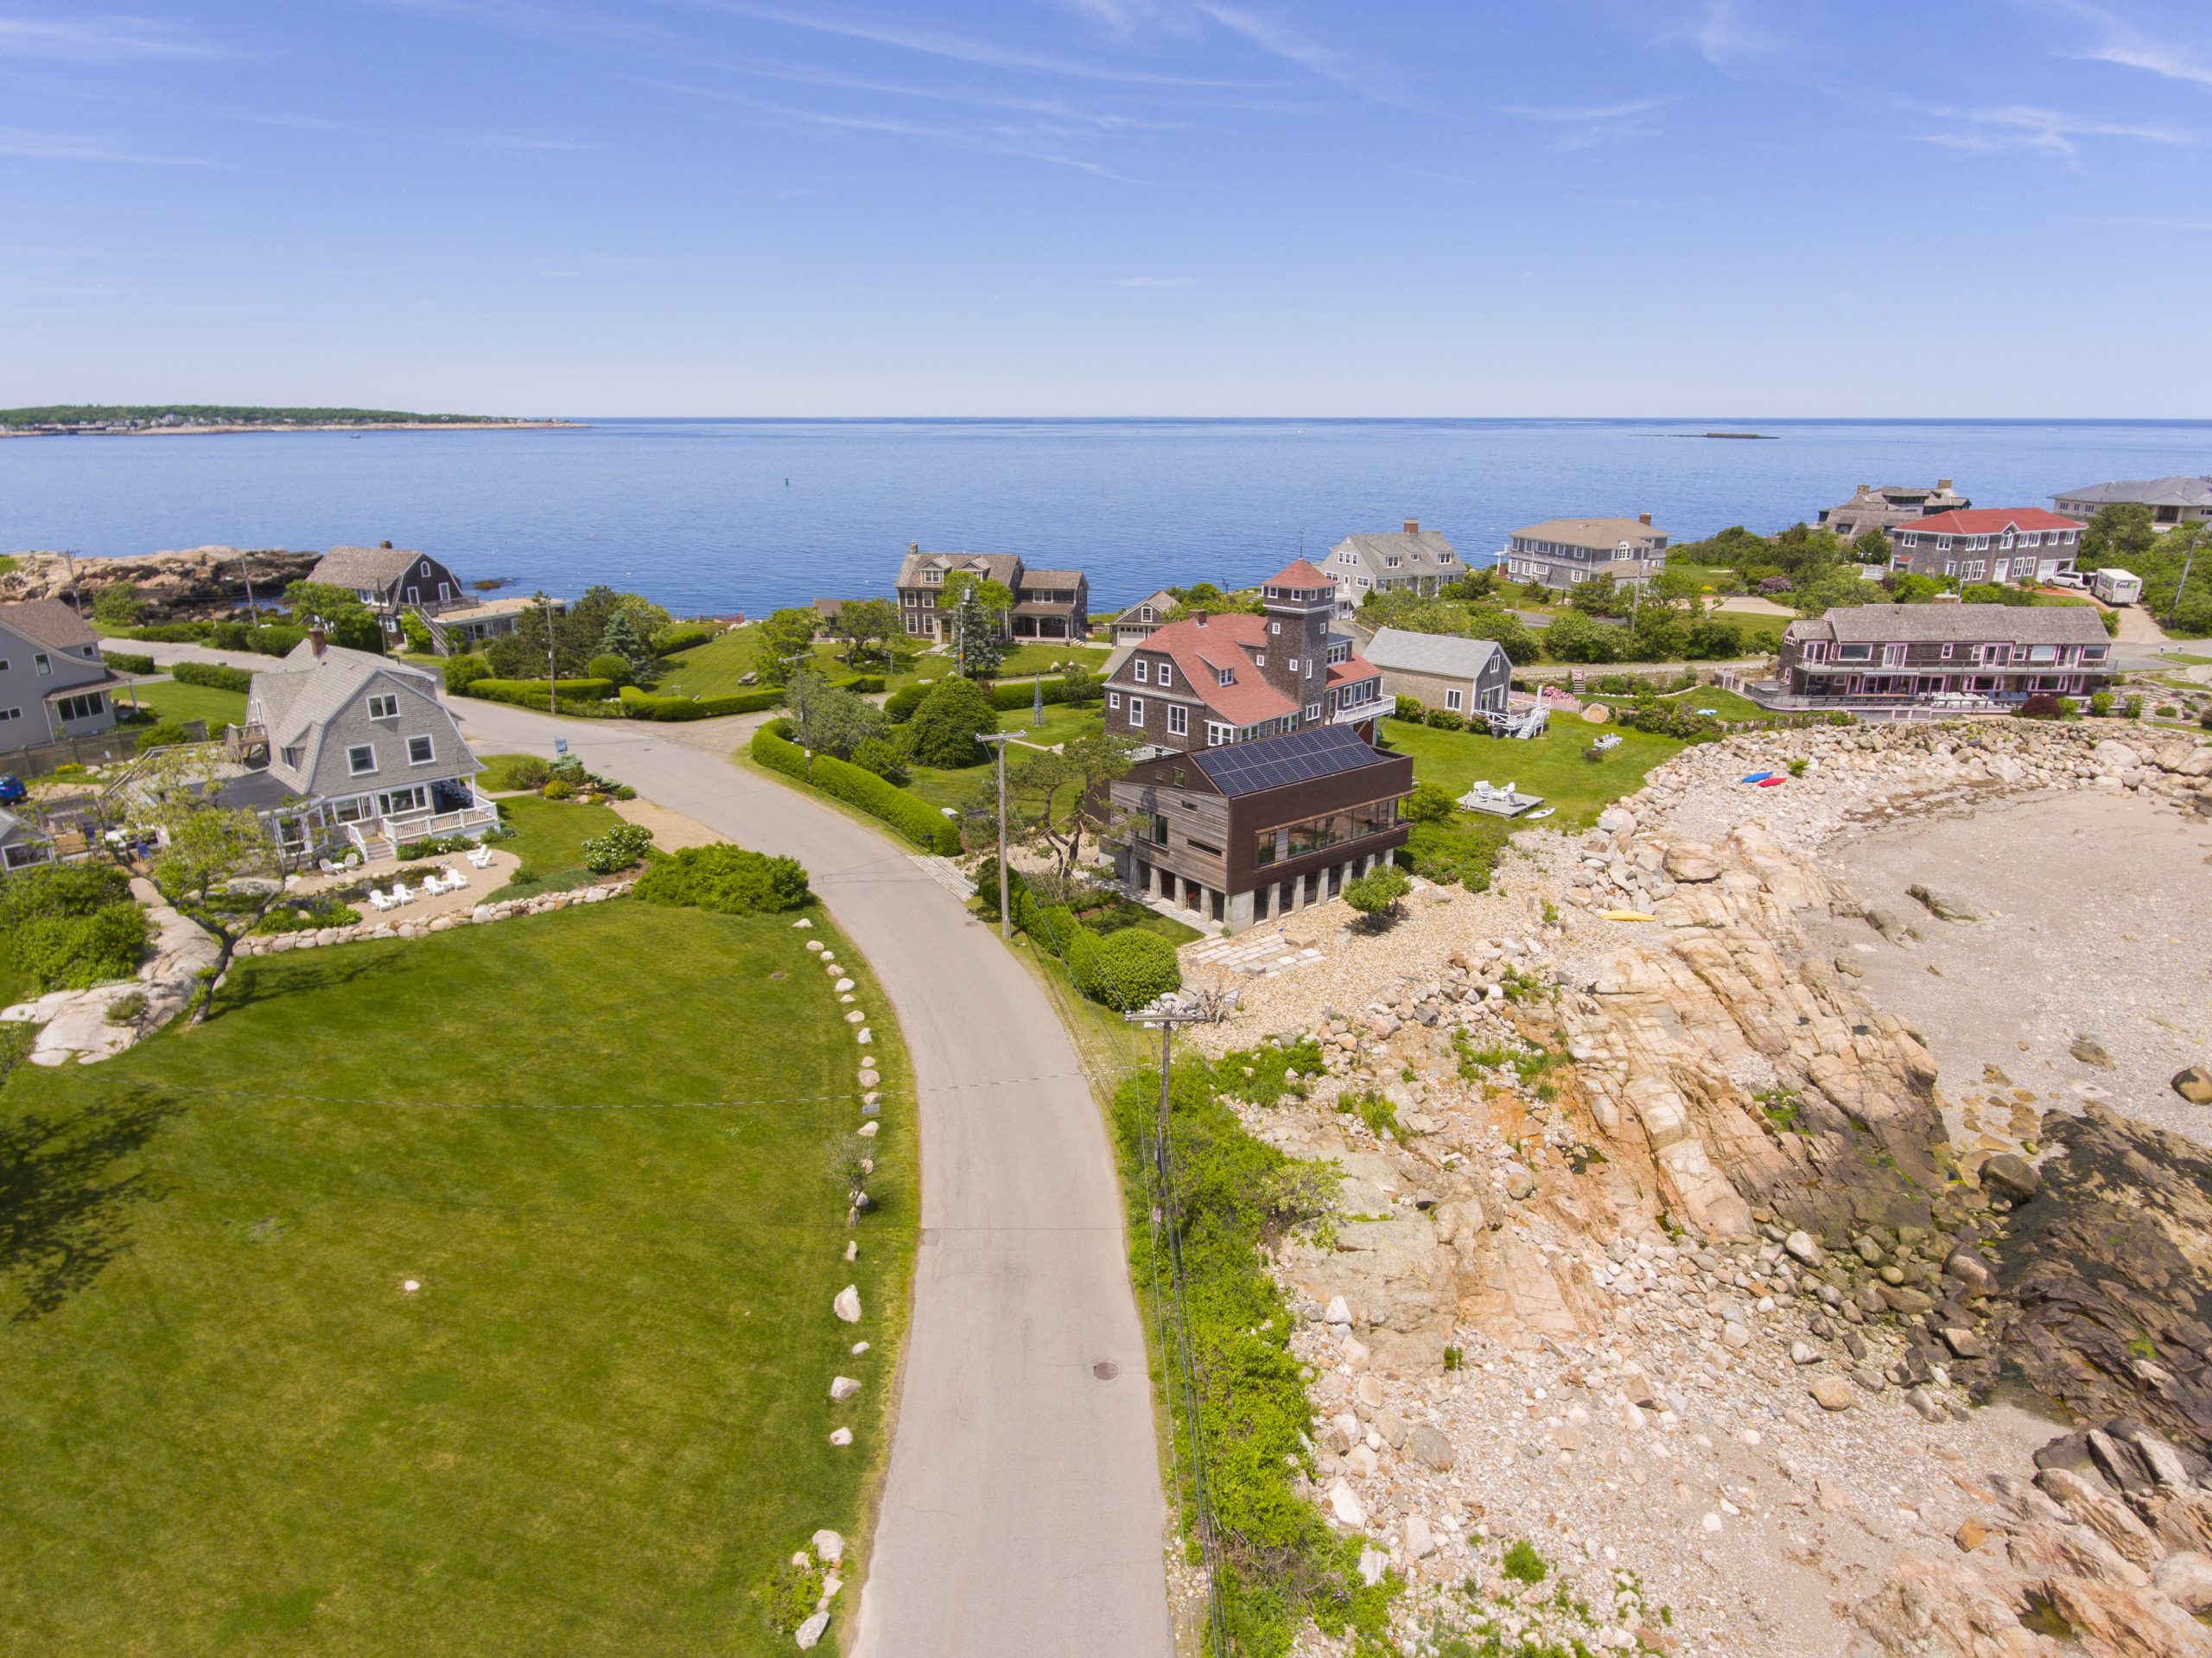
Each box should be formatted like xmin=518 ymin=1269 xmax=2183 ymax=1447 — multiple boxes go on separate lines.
xmin=472 ymin=753 xmax=543 ymax=792
xmin=0 ymin=899 xmax=915 ymax=1658
xmin=1380 ymin=714 xmax=1684 ymax=888
xmin=487 ymin=794 xmax=626 ymax=899
xmin=1586 ymin=685 xmax=1770 ymax=721
xmin=902 ymin=705 xmax=1105 ymax=812
xmin=125 ymin=678 xmax=249 ymax=730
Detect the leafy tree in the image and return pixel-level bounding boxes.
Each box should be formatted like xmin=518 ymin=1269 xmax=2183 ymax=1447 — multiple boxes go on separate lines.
xmin=1770 ymin=523 xmax=1846 ymax=584
xmin=92 ymin=581 xmax=144 ymax=626
xmin=1852 ymin=528 xmax=1892 ymax=565
xmin=1343 ymin=863 xmax=1411 ymax=925
xmin=836 ymin=597 xmax=902 ymax=666
xmin=1568 ymin=574 xmax=1630 ymax=618
xmin=1627 ymin=604 xmax=1686 ymax=660
xmin=1647 ymin=564 xmax=1705 ymax=607
xmin=754 ymin=607 xmax=822 ymax=685
xmin=1538 ymin=609 xmax=1623 ymax=664
xmin=398 ymin=609 xmax=435 ymax=653
xmin=134 ymin=748 xmax=296 ymax=1022
xmin=484 ymin=595 xmax=588 ymax=678
xmin=1004 ymin=730 xmax=1136 ymax=880
xmin=1682 ymin=617 xmax=1745 ymax=659
xmin=1791 ymin=567 xmax=1874 ymax=617
xmin=587 ymin=652 xmax=632 ymax=685
xmin=786 ymin=669 xmax=887 ymax=760
xmin=1890 ymin=573 xmax=1948 ymax=603
xmin=2079 ymin=502 xmax=2158 ymax=565
xmin=1442 ymin=568 xmax=1500 ymax=601
xmin=905 ymin=675 xmax=999 ymax=767
xmin=283 ymin=581 xmax=385 ymax=652
xmin=1666 ymin=524 xmax=1770 ymax=568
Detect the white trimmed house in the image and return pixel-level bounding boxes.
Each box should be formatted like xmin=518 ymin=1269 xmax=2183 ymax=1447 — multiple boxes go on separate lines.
xmin=243 ymin=634 xmax=497 ymax=861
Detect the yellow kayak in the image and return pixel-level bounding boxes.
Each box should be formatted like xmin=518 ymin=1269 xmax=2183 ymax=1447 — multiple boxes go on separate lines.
xmin=1599 ymin=909 xmax=1656 ymax=923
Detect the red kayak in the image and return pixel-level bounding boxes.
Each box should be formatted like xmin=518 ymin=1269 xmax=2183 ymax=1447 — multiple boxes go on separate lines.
xmin=1756 ymin=776 xmax=1785 ymax=787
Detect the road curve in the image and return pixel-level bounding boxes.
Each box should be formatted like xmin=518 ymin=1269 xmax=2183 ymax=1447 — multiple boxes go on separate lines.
xmin=448 ymin=700 xmax=1174 ymax=1658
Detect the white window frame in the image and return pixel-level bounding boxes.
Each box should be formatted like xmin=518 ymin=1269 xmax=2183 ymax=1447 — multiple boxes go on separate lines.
xmin=1205 ymin=721 xmax=1232 ymax=746
xmin=366 ymin=694 xmax=399 ymax=720
xmin=1287 ymin=658 xmax=1300 ymax=673
xmin=1445 ymin=688 xmax=1464 ymax=711
xmin=1166 ymin=704 xmax=1188 ymax=736
xmin=407 ymin=734 xmax=436 ymax=765
xmin=1268 ymin=620 xmax=1281 ymax=635
xmin=1128 ymin=696 xmax=1145 ymax=727
xmin=1107 ymin=690 xmax=1121 ymax=709
xmin=1134 ymin=658 xmax=1149 ymax=684
xmin=0 ymin=707 xmax=20 ymax=724
xmin=347 ymin=743 xmax=378 ymax=776
xmin=1158 ymin=663 xmax=1174 ymax=688
xmin=1304 ymin=702 xmax=1322 ymax=721
xmin=35 ymin=651 xmax=51 ymax=677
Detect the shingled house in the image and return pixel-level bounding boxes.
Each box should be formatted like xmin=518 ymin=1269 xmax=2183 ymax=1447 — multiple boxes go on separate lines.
xmin=2052 ymin=475 xmax=2212 ymax=533
xmin=1887 ymin=510 xmax=2084 ymax=584
xmin=1099 ymin=560 xmax=1385 ymax=754
xmin=1501 ymin=516 xmax=1669 ymax=594
xmin=1324 ymin=520 xmax=1465 ymax=617
xmin=1773 ymin=604 xmax=2113 ymax=706
xmin=308 ymin=543 xmax=470 ymax=645
xmin=1816 ymin=480 xmax=1969 ymax=541
xmin=1108 ymin=722 xmax=1413 ymax=931
xmin=893 ymin=544 xmax=1090 ymax=643
xmin=0 ymin=598 xmax=121 ymax=758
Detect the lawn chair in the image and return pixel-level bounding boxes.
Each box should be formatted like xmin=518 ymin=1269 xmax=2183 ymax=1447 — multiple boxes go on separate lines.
xmin=391 ymin=880 xmax=416 ymax=905
xmin=319 ymin=857 xmax=341 ymax=875
xmin=368 ymin=890 xmax=395 ymax=913
xmin=466 ymin=845 xmax=494 ymax=869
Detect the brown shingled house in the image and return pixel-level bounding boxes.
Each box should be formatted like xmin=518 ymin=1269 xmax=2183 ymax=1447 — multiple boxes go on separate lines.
xmin=893 ymin=544 xmax=1090 ymax=643
xmin=1098 ymin=560 xmax=1385 ymax=754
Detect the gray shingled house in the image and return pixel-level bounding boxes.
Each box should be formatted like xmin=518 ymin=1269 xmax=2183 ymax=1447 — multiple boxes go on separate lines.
xmin=244 ymin=634 xmax=494 ymax=861
xmin=1324 ymin=521 xmax=1465 ymax=617
xmin=1773 ymin=603 xmax=2113 ymax=708
xmin=2051 ymin=475 xmax=2212 ymax=533
xmin=0 ymin=598 xmax=122 ymax=758
xmin=308 ymin=543 xmax=471 ymax=645
xmin=1359 ymin=626 xmax=1512 ymax=720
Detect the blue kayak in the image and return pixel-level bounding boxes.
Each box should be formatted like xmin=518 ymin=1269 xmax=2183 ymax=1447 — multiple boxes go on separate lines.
xmin=1739 ymin=771 xmax=1776 ymax=784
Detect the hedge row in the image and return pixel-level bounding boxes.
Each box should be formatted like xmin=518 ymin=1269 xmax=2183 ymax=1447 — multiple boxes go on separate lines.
xmin=172 ymin=660 xmax=253 ymax=694
xmin=652 ymin=624 xmax=715 ymax=657
xmin=463 ymin=676 xmax=619 ymax=702
xmin=986 ymin=677 xmax=1103 ymax=712
xmin=101 ymin=650 xmax=156 ymax=675
xmin=752 ymin=720 xmax=960 ymax=854
xmin=461 ymin=677 xmax=628 ymax=717
xmin=619 ymin=684 xmax=784 ymax=721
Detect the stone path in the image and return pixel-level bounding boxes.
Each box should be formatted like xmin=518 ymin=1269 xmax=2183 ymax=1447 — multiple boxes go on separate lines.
xmin=1186 ymin=929 xmax=1326 ymax=977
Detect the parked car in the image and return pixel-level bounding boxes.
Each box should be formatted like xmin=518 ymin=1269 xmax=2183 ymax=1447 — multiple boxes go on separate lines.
xmin=0 ymin=775 xmax=28 ymax=806
xmin=2046 ymin=571 xmax=2086 ymax=591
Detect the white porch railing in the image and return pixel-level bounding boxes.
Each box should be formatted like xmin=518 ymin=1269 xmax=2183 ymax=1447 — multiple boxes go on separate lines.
xmin=341 ymin=785 xmax=500 ymax=862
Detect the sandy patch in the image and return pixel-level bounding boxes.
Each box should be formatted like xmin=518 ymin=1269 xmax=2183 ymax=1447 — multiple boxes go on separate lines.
xmin=613 ymin=796 xmax=724 ymax=852
xmin=1813 ymin=789 xmax=2212 ymax=1147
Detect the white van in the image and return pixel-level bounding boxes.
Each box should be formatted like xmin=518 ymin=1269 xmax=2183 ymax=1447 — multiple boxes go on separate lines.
xmin=2091 ymin=568 xmax=2144 ymax=606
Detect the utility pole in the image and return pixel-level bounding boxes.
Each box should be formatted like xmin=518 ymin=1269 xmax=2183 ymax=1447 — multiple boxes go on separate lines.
xmin=236 ymin=554 xmax=260 ymax=622
xmin=537 ymin=590 xmax=556 ymax=718
xmin=60 ymin=549 xmax=85 ymax=621
xmin=977 ymin=731 xmax=1014 ymax=939
xmin=786 ymin=650 xmax=814 ymax=777
xmin=2172 ymin=544 xmax=2197 ymax=632
xmin=1122 ymin=1002 xmax=1227 ymax=1653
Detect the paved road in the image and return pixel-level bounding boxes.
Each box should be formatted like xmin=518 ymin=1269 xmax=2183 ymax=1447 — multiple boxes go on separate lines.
xmin=446 ymin=698 xmax=1174 ymax=1658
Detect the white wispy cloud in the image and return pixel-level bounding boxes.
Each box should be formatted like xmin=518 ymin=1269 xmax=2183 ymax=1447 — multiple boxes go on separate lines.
xmin=1191 ymin=3 xmax=1401 ymax=102
xmin=1676 ymin=0 xmax=1783 ymax=69
xmin=1499 ymin=95 xmax=1678 ymax=149
xmin=661 ymin=54 xmax=1184 ymax=130
xmin=0 ymin=124 xmax=215 ymax=163
xmin=1914 ymin=101 xmax=2191 ymax=157
xmin=1102 ymin=274 xmax=1192 ymax=285
xmin=2051 ymin=3 xmax=2212 ymax=89
xmin=0 ymin=13 xmax=234 ymax=61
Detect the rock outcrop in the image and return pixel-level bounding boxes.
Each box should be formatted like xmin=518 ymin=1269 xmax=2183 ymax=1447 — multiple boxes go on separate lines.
xmin=0 ymin=546 xmax=317 ymax=616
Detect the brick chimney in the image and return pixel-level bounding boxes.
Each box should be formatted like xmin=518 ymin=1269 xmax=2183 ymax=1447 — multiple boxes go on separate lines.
xmin=1403 ymin=518 xmax=1419 ymax=535
xmin=1936 ymin=480 xmax=1953 ymax=492
xmin=309 ymin=624 xmax=327 ymax=657
xmin=1637 ymin=512 xmax=1652 ymax=527
xmin=1192 ymin=609 xmax=1210 ymax=626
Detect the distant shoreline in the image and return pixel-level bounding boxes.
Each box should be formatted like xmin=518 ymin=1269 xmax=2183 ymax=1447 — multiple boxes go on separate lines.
xmin=0 ymin=420 xmax=583 ymax=439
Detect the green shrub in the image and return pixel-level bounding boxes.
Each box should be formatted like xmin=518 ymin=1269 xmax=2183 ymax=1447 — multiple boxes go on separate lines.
xmin=395 ymin=833 xmax=479 ymax=860
xmin=461 ymin=677 xmax=624 ymax=715
xmin=970 ymin=855 xmax=1029 ymax=919
xmin=632 ymin=843 xmax=812 ymax=913
xmin=587 ymin=652 xmax=633 ymax=686
xmin=851 ymin=736 xmax=909 ymax=785
xmin=580 ymin=822 xmax=654 ymax=873
xmin=883 ymin=683 xmax=931 ymax=723
xmin=1069 ymin=926 xmax=1181 ymax=1010
xmin=1209 ymin=1038 xmax=1327 ymax=1108
xmin=1402 ymin=781 xmax=1456 ymax=823
xmin=399 ymin=610 xmax=435 ymax=653
xmin=542 ymin=779 xmax=574 ymax=800
xmin=752 ymin=721 xmax=961 ymax=854
xmin=906 ymin=677 xmax=1000 ymax=766
xmin=443 ymin=654 xmax=492 ymax=695
xmin=251 ymin=902 xmax=362 ymax=935
xmin=0 ymin=1021 xmax=30 ymax=1085
xmin=171 ymin=660 xmax=253 ymax=694
xmin=1424 ymin=707 xmax=1466 ymax=732
xmin=102 ymin=650 xmax=156 ymax=675
xmin=1343 ymin=863 xmax=1411 ymax=922
xmin=2123 ymin=695 xmax=2142 ymax=720
xmin=984 ymin=677 xmax=1103 ymax=712
xmin=104 ymin=990 xmax=149 ymax=1026
xmin=1394 ymin=694 xmax=1424 ymax=720
xmin=1 ymin=865 xmax=149 ymax=992
xmin=124 ymin=621 xmax=210 ymax=643
xmin=844 ymin=674 xmax=887 ymax=695
xmin=652 ymin=623 xmax=713 ymax=657
xmin=1501 ymin=1539 xmax=1549 ymax=1584
xmin=1786 ymin=757 xmax=1808 ymax=778
xmin=2089 ymin=690 xmax=2114 ymax=717
xmin=1337 ymin=1088 xmax=1400 ymax=1140
xmin=135 ymin=721 xmax=190 ymax=753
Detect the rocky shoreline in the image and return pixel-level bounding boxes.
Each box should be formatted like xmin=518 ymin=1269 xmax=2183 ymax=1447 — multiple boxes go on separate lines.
xmin=0 ymin=545 xmax=318 ymax=613
xmin=1182 ymin=717 xmax=2212 ymax=1656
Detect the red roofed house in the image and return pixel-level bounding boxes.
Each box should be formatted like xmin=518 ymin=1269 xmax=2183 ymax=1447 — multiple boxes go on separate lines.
xmin=1888 ymin=509 xmax=2084 ymax=585
xmin=1100 ymin=560 xmax=1386 ymax=754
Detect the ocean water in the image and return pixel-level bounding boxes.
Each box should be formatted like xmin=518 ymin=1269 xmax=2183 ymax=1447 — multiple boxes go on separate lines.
xmin=3 ymin=417 xmax=2206 ymax=616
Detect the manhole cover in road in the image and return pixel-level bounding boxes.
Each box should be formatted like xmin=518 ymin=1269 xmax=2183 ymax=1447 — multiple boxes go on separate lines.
xmin=1092 ymin=1361 xmax=1120 ymax=1381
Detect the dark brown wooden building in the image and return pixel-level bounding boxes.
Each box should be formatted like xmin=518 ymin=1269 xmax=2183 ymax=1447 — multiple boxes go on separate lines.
xmin=1108 ymin=722 xmax=1412 ymax=932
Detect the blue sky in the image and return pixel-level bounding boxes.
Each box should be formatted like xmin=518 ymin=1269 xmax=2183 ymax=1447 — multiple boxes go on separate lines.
xmin=3 ymin=0 xmax=2210 ymax=416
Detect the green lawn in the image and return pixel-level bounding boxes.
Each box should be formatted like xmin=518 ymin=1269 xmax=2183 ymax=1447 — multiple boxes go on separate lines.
xmin=125 ymin=678 xmax=249 ymax=730
xmin=0 ymin=899 xmax=915 ymax=1658
xmin=473 ymin=753 xmax=544 ymax=792
xmin=1380 ymin=715 xmax=1684 ymax=889
xmin=996 ymin=642 xmax=1109 ymax=677
xmin=1588 ymin=685 xmax=1770 ymax=721
xmin=902 ymin=706 xmax=1106 ymax=812
xmin=658 ymin=629 xmax=908 ymax=699
xmin=488 ymin=794 xmax=626 ymax=899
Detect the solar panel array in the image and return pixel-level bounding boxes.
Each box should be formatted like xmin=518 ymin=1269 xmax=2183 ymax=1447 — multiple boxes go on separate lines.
xmin=1192 ymin=722 xmax=1384 ymax=797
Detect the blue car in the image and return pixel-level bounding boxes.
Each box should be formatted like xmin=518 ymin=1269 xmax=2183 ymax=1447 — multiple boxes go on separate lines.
xmin=0 ymin=774 xmax=27 ymax=806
